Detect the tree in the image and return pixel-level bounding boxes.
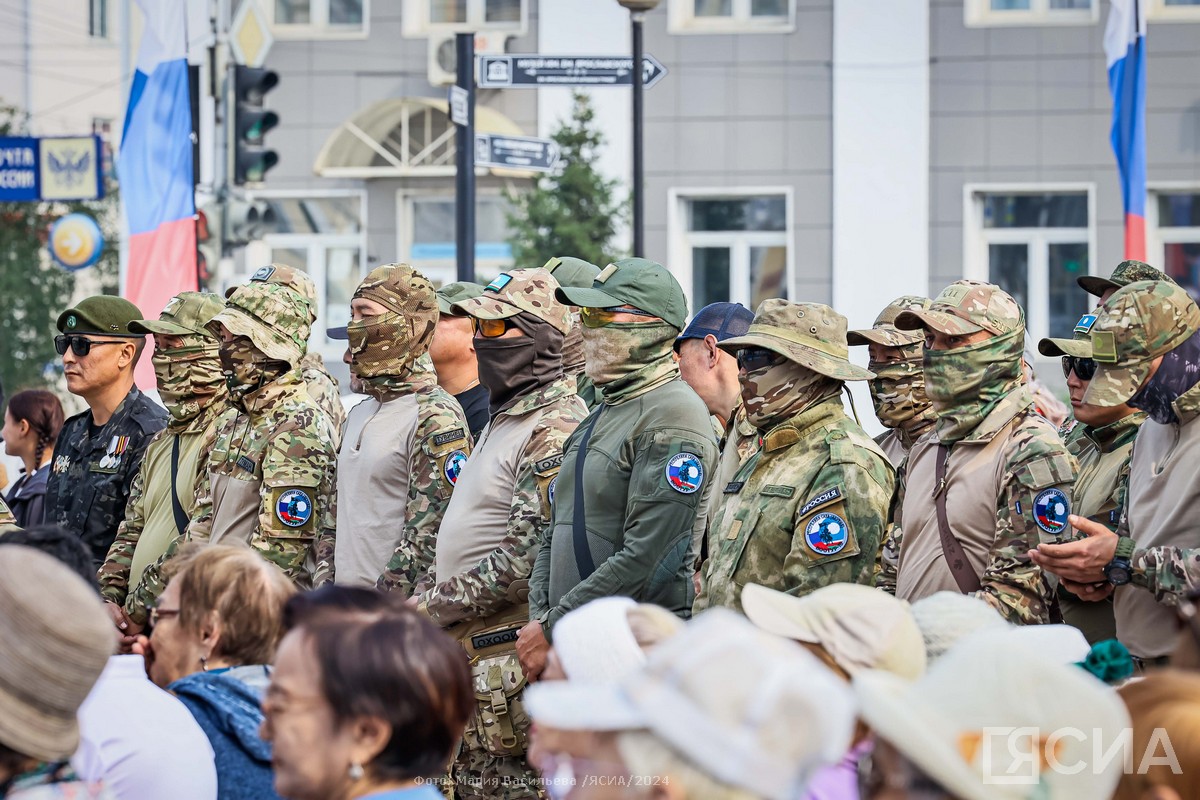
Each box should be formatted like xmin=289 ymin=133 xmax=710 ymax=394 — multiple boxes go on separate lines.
xmin=0 ymin=101 xmax=119 ymax=394
xmin=506 ymin=92 xmax=625 ymax=268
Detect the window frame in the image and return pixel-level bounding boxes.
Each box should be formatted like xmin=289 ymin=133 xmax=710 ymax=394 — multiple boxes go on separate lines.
xmin=1147 ymin=0 xmax=1200 ymax=21
xmin=667 ymin=187 xmax=796 ymax=312
xmin=962 ymin=183 xmax=1097 ymax=357
xmin=402 ymin=0 xmax=529 ymax=38
xmin=667 ymin=0 xmax=796 ymax=35
xmin=395 ymin=188 xmax=516 ymax=289
xmin=1148 ymin=182 xmax=1200 ymax=288
xmin=89 ymin=0 xmax=109 ymax=39
xmin=267 ymin=0 xmax=370 ymax=40
xmin=963 ymin=0 xmax=1099 ymax=28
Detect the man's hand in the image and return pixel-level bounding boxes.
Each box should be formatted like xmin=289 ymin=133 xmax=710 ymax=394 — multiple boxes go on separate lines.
xmin=1030 ymin=515 xmax=1120 ymax=584
xmin=104 ymin=601 xmax=143 ymax=653
xmin=517 ymin=620 xmax=550 ymax=682
xmin=1061 ymin=578 xmax=1115 ymax=602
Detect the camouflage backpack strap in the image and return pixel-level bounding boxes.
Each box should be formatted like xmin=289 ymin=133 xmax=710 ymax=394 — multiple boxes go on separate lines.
xmin=934 ymin=444 xmax=982 ymax=594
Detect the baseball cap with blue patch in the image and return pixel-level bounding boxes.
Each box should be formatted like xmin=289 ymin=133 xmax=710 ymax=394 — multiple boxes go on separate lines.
xmin=672 ymin=302 xmax=754 ymax=354
xmin=1036 ymin=311 xmax=1100 ymax=359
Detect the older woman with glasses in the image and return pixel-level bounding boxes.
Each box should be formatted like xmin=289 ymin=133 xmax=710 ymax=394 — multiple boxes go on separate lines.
xmin=134 ymin=544 xmax=295 ymax=800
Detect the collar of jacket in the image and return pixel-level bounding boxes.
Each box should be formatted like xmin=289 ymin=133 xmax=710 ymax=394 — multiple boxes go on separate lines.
xmin=167 ymin=393 xmax=230 ymax=436
xmin=897 ymin=416 xmax=936 ymax=449
xmin=1172 ymin=379 xmax=1200 ymax=426
xmin=941 ymin=386 xmax=1035 ymax=445
xmin=760 ymin=397 xmax=844 ymax=453
xmin=1083 ymin=411 xmax=1147 ymax=453
xmin=240 ymin=369 xmax=304 ymax=417
xmin=499 ymin=373 xmax=576 ymax=419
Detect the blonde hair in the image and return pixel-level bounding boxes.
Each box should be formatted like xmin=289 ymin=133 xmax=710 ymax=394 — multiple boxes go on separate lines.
xmin=617 ymin=731 xmax=762 ymax=800
xmin=626 ymin=603 xmax=684 ymax=651
xmin=1114 ymin=670 xmax=1200 ymax=800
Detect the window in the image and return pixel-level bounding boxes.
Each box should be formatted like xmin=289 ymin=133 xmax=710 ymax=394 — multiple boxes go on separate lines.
xmin=1151 ymin=191 xmax=1200 ymax=303
xmin=669 ymin=0 xmax=795 ymax=33
xmin=964 ymin=0 xmax=1098 ymax=27
xmin=670 ymin=191 xmax=792 ymax=312
xmin=89 ymin=0 xmax=108 ymax=38
xmin=272 ymin=0 xmax=366 ymax=37
xmin=403 ymin=0 xmax=527 ymax=37
xmin=398 ymin=192 xmax=515 ymax=288
xmin=965 ymin=188 xmax=1095 ymax=348
xmin=1148 ymin=0 xmax=1200 ymax=20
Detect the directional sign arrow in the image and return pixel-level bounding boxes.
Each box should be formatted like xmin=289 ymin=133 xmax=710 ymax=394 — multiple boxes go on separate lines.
xmin=475 ymin=133 xmax=560 ymax=172
xmin=478 ymin=54 xmax=668 ymax=89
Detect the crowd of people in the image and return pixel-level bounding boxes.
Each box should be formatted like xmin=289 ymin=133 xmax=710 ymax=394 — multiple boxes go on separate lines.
xmin=0 ymin=254 xmax=1198 ymax=799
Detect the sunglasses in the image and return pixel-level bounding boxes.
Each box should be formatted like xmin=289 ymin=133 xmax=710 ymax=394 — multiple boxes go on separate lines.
xmin=578 ymin=305 xmax=658 ymax=328
xmin=54 ymin=335 xmax=127 ymax=358
xmin=471 ymin=317 xmax=513 ymax=338
xmin=148 ymin=603 xmax=181 ymax=629
xmin=1061 ymin=356 xmax=1097 ymax=381
xmin=736 ymin=347 xmax=787 ymax=373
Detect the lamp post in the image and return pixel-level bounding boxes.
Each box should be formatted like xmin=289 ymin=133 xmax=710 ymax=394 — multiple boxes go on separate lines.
xmin=617 ymin=0 xmax=660 ymax=258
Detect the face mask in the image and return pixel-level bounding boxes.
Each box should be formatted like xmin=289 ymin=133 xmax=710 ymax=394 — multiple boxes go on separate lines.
xmin=869 ymin=356 xmax=935 ymax=433
xmin=219 ymin=338 xmax=285 ymax=406
xmin=923 ymin=327 xmax=1023 ymax=442
xmin=152 ymin=344 xmax=226 ymax=423
xmin=561 ymin=313 xmax=586 ymax=374
xmin=740 ymin=358 xmax=839 ymax=430
xmin=1128 ymin=329 xmax=1200 ymax=424
xmin=346 ymin=311 xmax=420 ymax=379
xmin=475 ymin=313 xmax=564 ymax=414
xmin=581 ymin=322 xmax=679 ymax=403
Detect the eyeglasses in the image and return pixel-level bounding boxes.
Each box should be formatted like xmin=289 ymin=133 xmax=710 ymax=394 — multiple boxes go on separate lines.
xmin=736 ymin=347 xmax=786 ymax=373
xmin=578 ymin=305 xmax=658 ymax=328
xmin=1061 ymin=356 xmax=1097 ymax=381
xmin=54 ymin=335 xmax=127 ymax=358
xmin=471 ymin=317 xmax=512 ymax=338
xmin=148 ymin=605 xmax=181 ymax=628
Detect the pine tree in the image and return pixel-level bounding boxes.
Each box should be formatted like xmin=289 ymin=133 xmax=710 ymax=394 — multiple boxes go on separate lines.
xmin=506 ymin=92 xmax=625 ymax=268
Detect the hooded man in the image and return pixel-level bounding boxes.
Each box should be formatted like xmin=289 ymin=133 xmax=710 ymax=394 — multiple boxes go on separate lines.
xmin=330 ymin=264 xmax=472 ymax=594
xmin=519 ymin=258 xmax=718 ymax=680
xmin=416 ymin=268 xmax=587 ymax=800
xmin=693 ymin=300 xmax=895 ymax=614
xmin=98 ymin=292 xmax=230 ymax=637
xmin=543 ymin=255 xmax=601 ymax=407
xmin=879 ymin=280 xmax=1076 ymax=625
xmin=847 ymin=295 xmax=937 ymax=466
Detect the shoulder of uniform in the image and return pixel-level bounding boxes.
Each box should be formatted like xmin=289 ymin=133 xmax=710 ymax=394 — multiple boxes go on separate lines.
xmin=526 ymin=399 xmax=587 ymax=462
xmin=635 ymin=382 xmax=718 ymax=437
xmin=827 ymin=420 xmax=890 ymax=465
xmin=129 ymin=394 xmax=169 ymax=433
xmin=1005 ymin=417 xmax=1077 ymax=490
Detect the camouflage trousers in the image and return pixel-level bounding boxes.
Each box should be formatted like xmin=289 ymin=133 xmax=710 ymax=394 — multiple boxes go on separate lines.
xmin=452 ymin=739 xmax=544 ymax=800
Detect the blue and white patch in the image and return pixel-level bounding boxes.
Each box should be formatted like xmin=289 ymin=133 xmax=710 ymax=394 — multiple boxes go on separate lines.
xmin=1073 ymin=313 xmax=1098 ymax=335
xmin=250 ymin=265 xmax=277 ymax=282
xmin=548 ymin=476 xmax=557 ymax=505
xmin=486 ymin=273 xmax=514 ymax=293
xmin=444 ymin=450 xmax=468 ymax=485
xmin=665 ymin=452 xmax=704 ymax=494
xmin=276 ymin=489 xmax=313 ymax=528
xmin=804 ymin=512 xmax=848 ymax=555
xmin=1033 ymin=487 xmax=1071 ymax=535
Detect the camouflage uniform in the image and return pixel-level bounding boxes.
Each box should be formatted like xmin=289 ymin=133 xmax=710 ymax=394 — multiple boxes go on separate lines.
xmin=879 ymin=281 xmax=1076 ymax=625
xmin=420 ymin=269 xmax=587 ymax=800
xmin=543 ymin=256 xmax=602 ymax=408
xmin=98 ymin=292 xmax=230 ymax=625
xmin=695 ymin=300 xmax=895 ymax=614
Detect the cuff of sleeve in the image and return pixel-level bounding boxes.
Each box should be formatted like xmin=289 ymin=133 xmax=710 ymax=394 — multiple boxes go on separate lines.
xmin=541 ymin=609 xmax=558 ymax=644
xmin=1130 ymin=548 xmax=1152 ymax=590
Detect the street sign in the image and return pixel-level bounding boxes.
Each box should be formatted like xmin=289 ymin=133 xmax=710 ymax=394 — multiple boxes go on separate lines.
xmin=478 ymin=54 xmax=667 ymax=89
xmin=230 ymin=0 xmax=274 ymax=68
xmin=0 ymin=137 xmax=39 ymax=201
xmin=49 ymin=213 xmax=104 ymax=271
xmin=474 ymin=133 xmax=559 ymax=172
xmin=449 ymin=86 xmax=469 ymax=126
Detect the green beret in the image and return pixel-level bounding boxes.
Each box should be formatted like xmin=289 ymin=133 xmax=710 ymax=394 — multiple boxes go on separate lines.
xmin=57 ymin=296 xmax=147 ymax=337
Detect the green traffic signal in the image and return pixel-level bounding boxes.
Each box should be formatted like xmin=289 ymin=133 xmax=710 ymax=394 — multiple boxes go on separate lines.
xmin=233 ymin=65 xmax=280 ymax=186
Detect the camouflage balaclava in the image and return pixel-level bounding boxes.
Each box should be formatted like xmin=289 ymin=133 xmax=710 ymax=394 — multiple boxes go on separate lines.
xmin=346 ymin=264 xmax=439 ymax=398
xmin=219 ymin=338 xmax=288 ymax=408
xmin=869 ymin=351 xmax=936 ymax=437
xmin=153 ymin=335 xmax=226 ymax=426
xmin=1128 ymin=330 xmax=1200 ymax=424
xmin=923 ymin=327 xmax=1024 ymax=443
xmin=582 ymin=321 xmax=679 ymax=403
xmin=742 ymin=359 xmax=840 ymax=431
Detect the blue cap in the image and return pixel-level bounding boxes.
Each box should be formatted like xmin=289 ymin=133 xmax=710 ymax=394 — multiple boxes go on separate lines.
xmin=673 ymin=302 xmax=755 ymax=353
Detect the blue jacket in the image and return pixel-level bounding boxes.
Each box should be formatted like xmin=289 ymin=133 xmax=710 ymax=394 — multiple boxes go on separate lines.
xmin=170 ymin=667 xmax=281 ymax=800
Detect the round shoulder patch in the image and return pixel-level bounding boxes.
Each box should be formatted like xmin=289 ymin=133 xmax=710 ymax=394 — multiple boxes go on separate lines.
xmin=1034 ymin=487 xmax=1071 ymax=535
xmin=665 ymin=452 xmax=704 ymax=494
xmin=444 ymin=450 xmax=468 ymax=485
xmin=548 ymin=475 xmax=557 ymax=505
xmin=276 ymin=489 xmax=313 ymax=528
xmin=804 ymin=512 xmax=848 ymax=555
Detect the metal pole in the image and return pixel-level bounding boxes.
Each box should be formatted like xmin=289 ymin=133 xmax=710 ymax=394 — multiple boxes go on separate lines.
xmin=631 ymin=11 xmax=645 ymax=258
xmin=455 ymin=32 xmax=476 ymax=283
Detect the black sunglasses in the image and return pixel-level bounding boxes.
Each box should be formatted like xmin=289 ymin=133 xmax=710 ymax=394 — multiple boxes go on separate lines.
xmin=736 ymin=347 xmax=786 ymax=373
xmin=1061 ymin=355 xmax=1097 ymax=381
xmin=55 ymin=335 xmax=127 ymax=358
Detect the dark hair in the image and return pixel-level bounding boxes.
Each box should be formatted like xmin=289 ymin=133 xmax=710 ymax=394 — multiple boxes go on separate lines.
xmin=0 ymin=524 xmax=95 ymax=590
xmin=282 ymin=585 xmax=401 ymax=631
xmin=6 ymin=390 xmax=65 ymax=467
xmin=298 ymin=609 xmax=473 ymax=782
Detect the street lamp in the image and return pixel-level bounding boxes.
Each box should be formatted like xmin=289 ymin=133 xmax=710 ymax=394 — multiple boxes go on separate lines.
xmin=617 ymin=0 xmax=660 ymax=258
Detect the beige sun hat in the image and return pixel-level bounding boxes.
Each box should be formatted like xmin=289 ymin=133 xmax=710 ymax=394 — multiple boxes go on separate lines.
xmin=719 ymin=299 xmax=874 ymax=381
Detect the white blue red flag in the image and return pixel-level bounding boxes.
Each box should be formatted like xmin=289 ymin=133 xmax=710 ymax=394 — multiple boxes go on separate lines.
xmin=1104 ymin=0 xmax=1148 ymax=261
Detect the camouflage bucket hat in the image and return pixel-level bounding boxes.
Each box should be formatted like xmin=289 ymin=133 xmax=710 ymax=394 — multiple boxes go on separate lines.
xmin=542 ymin=256 xmax=601 ymax=290
xmin=719 ymin=299 xmax=874 ymax=381
xmin=208 ymin=282 xmax=311 ymax=364
xmin=1036 ymin=311 xmax=1099 ymax=359
xmin=894 ymin=280 xmax=1023 ymax=337
xmin=453 ymin=268 xmax=572 ymax=334
xmin=436 ymin=281 xmax=486 ymax=315
xmin=1082 ymin=280 xmax=1200 ymax=407
xmin=234 ymin=264 xmax=319 ymax=325
xmin=130 ymin=292 xmax=226 ymax=339
xmin=847 ymin=295 xmax=933 ymax=348
xmin=1077 ymin=259 xmax=1176 ymax=299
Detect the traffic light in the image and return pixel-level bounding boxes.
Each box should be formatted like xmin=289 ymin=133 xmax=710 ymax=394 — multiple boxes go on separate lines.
xmin=232 ymin=66 xmax=280 ymax=185
xmin=226 ymin=197 xmax=276 ymax=247
xmin=195 ymin=201 xmax=221 ymax=287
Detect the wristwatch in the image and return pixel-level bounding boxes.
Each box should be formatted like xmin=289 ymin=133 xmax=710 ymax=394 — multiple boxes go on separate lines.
xmin=1104 ymin=536 xmax=1136 ymax=586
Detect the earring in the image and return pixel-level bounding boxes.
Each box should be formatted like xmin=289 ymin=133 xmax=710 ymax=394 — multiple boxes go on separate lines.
xmin=200 ymin=656 xmax=209 ymax=672
xmin=348 ymin=763 xmax=364 ymax=781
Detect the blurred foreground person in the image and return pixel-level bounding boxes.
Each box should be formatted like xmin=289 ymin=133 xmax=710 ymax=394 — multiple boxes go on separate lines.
xmin=1115 ymin=670 xmax=1200 ymax=800
xmin=2 ymin=390 xmax=64 ymax=527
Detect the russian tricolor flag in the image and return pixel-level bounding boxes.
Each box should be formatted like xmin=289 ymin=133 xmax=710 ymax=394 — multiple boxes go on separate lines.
xmin=1105 ymin=0 xmax=1148 ymax=262
xmin=119 ymin=0 xmax=198 ymax=384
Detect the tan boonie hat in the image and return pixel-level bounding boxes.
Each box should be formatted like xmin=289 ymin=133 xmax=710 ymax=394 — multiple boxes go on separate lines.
xmin=741 ymin=582 xmax=927 ymax=682
xmin=847 ymin=295 xmax=933 ymax=348
xmin=524 ymin=608 xmax=856 ymax=800
xmin=719 ymin=299 xmax=874 ymax=381
xmin=209 ymin=282 xmax=311 ymax=365
xmin=236 ymin=264 xmax=319 ymax=325
xmin=894 ymin=280 xmax=1023 ymax=337
xmin=453 ymin=268 xmax=571 ymax=334
xmin=1081 ymin=280 xmax=1200 ymax=408
xmin=1036 ymin=311 xmax=1099 ymax=360
xmin=1077 ymin=259 xmax=1176 ymax=299
xmin=0 ymin=546 xmax=114 ymax=762
xmin=436 ymin=281 xmax=486 ymax=315
xmin=130 ymin=291 xmax=226 ymax=339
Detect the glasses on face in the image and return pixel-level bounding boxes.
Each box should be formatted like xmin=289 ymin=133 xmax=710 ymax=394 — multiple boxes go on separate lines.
xmin=736 ymin=347 xmax=786 ymax=373
xmin=578 ymin=305 xmax=658 ymax=328
xmin=471 ymin=317 xmax=512 ymax=338
xmin=148 ymin=604 xmax=181 ymax=629
xmin=1061 ymin=356 xmax=1097 ymax=381
xmin=54 ymin=335 xmax=126 ymax=358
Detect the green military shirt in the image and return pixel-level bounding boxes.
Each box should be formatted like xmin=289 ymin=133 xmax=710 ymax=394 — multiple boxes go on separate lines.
xmin=695 ymin=397 xmax=894 ymax=613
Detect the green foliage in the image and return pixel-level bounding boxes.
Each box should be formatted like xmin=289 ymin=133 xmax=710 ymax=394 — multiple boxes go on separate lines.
xmin=506 ymin=92 xmax=626 ymax=268
xmin=0 ymin=101 xmax=119 ymax=395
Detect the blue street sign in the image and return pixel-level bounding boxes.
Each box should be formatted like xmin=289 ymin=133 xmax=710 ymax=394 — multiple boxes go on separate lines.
xmin=0 ymin=137 xmax=40 ymax=201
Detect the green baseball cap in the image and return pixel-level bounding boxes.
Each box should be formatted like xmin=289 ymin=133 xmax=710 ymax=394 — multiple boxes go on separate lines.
xmin=130 ymin=292 xmax=226 ymax=338
xmin=542 ymin=256 xmax=600 ymax=290
xmin=57 ymin=296 xmax=147 ymax=337
xmin=436 ymin=281 xmax=486 ymax=315
xmin=1036 ymin=311 xmax=1099 ymax=359
xmin=555 ymin=258 xmax=688 ymax=330
xmin=208 ymin=282 xmax=311 ymax=365
xmin=1077 ymin=260 xmax=1176 ymax=299
xmin=894 ymin=280 xmax=1023 ymax=337
xmin=1082 ymin=280 xmax=1200 ymax=407
xmin=847 ymin=295 xmax=932 ymax=348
